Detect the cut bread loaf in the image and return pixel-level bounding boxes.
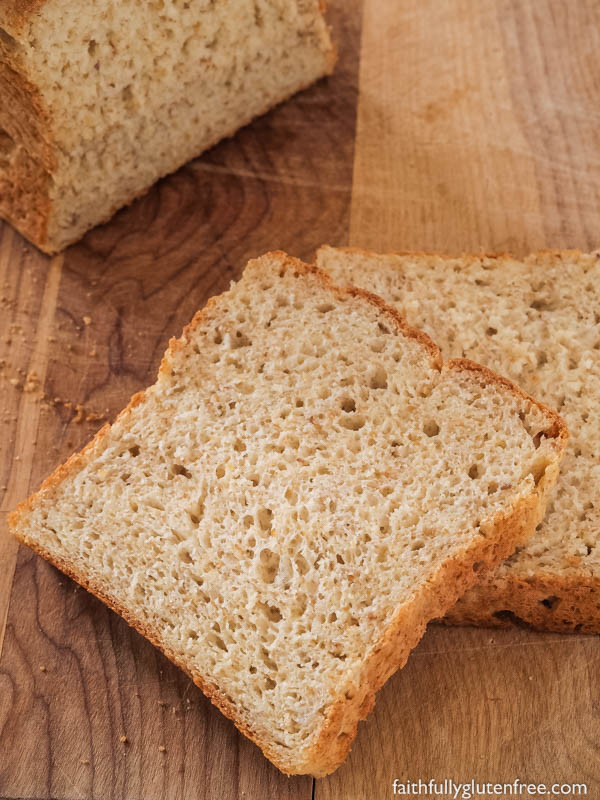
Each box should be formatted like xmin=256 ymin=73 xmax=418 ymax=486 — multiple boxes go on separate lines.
xmin=317 ymin=245 xmax=597 ymax=633
xmin=10 ymin=252 xmax=566 ymax=775
xmin=0 ymin=0 xmax=334 ymax=253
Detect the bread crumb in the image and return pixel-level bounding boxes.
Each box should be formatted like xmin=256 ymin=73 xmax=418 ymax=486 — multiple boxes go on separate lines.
xmin=39 ymin=665 xmax=47 ymax=672
xmin=157 ymin=700 xmax=167 ymax=707
xmin=80 ymin=759 xmax=90 ymax=765
xmin=24 ymin=372 xmax=40 ymax=393
xmin=158 ymin=745 xmax=166 ymax=752
xmin=119 ymin=735 xmax=128 ymax=743
xmin=83 ymin=316 xmax=92 ymax=326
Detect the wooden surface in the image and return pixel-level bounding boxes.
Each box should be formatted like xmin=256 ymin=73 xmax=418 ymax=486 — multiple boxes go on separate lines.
xmin=1 ymin=1 xmax=599 ymax=798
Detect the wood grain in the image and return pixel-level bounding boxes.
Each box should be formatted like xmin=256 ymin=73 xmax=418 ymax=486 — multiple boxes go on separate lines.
xmin=2 ymin=0 xmax=600 ymax=798
xmin=350 ymin=0 xmax=600 ymax=254
xmin=0 ymin=1 xmax=362 ymax=797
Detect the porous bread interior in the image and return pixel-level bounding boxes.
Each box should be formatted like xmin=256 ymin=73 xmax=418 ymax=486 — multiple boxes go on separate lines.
xmin=0 ymin=0 xmax=334 ymax=251
xmin=318 ymin=247 xmax=598 ymax=583
xmin=10 ymin=253 xmax=562 ymax=772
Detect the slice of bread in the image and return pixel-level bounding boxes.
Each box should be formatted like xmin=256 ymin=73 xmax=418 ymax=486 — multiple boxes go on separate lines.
xmin=9 ymin=252 xmax=566 ymax=775
xmin=317 ymin=245 xmax=597 ymax=633
xmin=0 ymin=1 xmax=334 ymax=253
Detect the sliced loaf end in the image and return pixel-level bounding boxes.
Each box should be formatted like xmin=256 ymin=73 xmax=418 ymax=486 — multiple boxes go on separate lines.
xmin=0 ymin=2 xmax=336 ymax=252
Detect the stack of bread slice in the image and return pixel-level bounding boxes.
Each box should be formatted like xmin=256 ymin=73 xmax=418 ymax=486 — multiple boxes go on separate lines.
xmin=318 ymin=246 xmax=599 ymax=634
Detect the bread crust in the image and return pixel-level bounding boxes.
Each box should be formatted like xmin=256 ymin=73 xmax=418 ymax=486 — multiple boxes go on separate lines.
xmin=444 ymin=573 xmax=600 ymax=634
xmin=317 ymin=244 xmax=597 ymax=265
xmin=0 ymin=57 xmax=55 ymax=250
xmin=0 ymin=0 xmax=45 ymax=36
xmin=9 ymin=252 xmax=568 ymax=775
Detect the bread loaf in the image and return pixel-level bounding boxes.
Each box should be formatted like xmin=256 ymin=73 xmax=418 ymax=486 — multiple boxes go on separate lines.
xmin=0 ymin=0 xmax=335 ymax=253
xmin=318 ymin=245 xmax=596 ymax=633
xmin=10 ymin=252 xmax=566 ymax=774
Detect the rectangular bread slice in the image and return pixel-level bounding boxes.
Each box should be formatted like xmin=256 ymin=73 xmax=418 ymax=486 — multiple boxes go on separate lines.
xmin=317 ymin=245 xmax=597 ymax=634
xmin=9 ymin=252 xmax=566 ymax=775
xmin=0 ymin=0 xmax=335 ymax=253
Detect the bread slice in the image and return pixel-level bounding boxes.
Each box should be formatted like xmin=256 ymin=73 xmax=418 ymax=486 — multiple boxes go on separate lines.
xmin=0 ymin=1 xmax=334 ymax=253
xmin=317 ymin=245 xmax=597 ymax=633
xmin=9 ymin=252 xmax=566 ymax=775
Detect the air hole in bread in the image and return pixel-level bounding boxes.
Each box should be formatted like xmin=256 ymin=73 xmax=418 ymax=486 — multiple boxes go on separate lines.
xmin=340 ymin=398 xmax=356 ymax=413
xmin=128 ymin=445 xmax=140 ymax=457
xmin=260 ymin=648 xmax=278 ymax=671
xmin=530 ymin=298 xmax=556 ymax=312
xmin=260 ymin=602 xmax=282 ymax=623
xmin=369 ymin=366 xmax=388 ymax=390
xmin=530 ymin=460 xmax=548 ymax=486
xmin=146 ymin=498 xmax=164 ymax=510
xmin=317 ymin=303 xmax=334 ymax=313
xmin=257 ymin=508 xmax=273 ymax=532
xmin=172 ymin=463 xmax=192 ymax=478
xmin=468 ymin=464 xmax=481 ymax=479
xmin=208 ymin=632 xmax=227 ymax=652
xmin=486 ymin=327 xmax=497 ymax=336
xmin=258 ymin=549 xmax=279 ymax=583
xmin=295 ymin=554 xmax=309 ymax=576
xmin=340 ymin=414 xmax=365 ymax=431
xmin=540 ymin=595 xmax=560 ymax=610
xmin=215 ymin=465 xmax=225 ymax=479
xmin=423 ymin=420 xmax=440 ymax=437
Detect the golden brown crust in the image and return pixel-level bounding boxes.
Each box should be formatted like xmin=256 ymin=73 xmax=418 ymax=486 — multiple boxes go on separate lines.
xmin=0 ymin=0 xmax=45 ymax=36
xmin=446 ymin=358 xmax=568 ymax=443
xmin=444 ymin=573 xmax=600 ymax=634
xmin=9 ymin=252 xmax=568 ymax=776
xmin=0 ymin=57 xmax=55 ymax=251
xmin=317 ymin=244 xmax=598 ymax=265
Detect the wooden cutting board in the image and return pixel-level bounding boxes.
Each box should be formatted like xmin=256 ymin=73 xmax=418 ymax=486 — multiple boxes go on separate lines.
xmin=1 ymin=2 xmax=599 ymax=798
